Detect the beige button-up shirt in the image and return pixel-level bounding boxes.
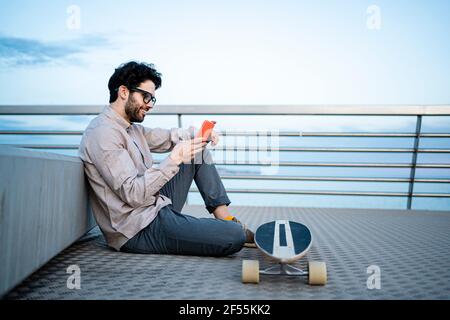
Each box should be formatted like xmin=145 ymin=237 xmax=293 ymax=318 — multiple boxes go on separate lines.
xmin=78 ymin=106 xmax=191 ymax=251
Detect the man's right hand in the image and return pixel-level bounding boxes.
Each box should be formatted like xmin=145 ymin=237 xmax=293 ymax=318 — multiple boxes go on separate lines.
xmin=169 ymin=137 xmax=207 ymax=165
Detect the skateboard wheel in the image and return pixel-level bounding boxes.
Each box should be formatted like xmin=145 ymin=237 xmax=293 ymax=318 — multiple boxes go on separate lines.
xmin=308 ymin=261 xmax=327 ymax=285
xmin=242 ymin=260 xmax=259 ymax=283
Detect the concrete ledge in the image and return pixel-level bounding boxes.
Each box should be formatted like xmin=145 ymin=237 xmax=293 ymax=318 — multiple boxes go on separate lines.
xmin=0 ymin=146 xmax=96 ymax=296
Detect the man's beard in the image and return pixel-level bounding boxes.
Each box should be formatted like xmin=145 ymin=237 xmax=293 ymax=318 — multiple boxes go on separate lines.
xmin=124 ymin=95 xmax=145 ymax=123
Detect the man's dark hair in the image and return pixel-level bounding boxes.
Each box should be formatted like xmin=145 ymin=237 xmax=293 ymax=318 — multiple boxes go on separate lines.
xmin=108 ymin=61 xmax=162 ymax=103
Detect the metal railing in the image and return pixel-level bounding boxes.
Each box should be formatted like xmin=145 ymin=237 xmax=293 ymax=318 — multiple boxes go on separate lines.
xmin=1 ymin=105 xmax=450 ymax=209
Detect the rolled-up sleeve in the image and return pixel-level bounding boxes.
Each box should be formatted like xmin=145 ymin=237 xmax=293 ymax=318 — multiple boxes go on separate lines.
xmin=88 ymin=127 xmax=180 ymax=208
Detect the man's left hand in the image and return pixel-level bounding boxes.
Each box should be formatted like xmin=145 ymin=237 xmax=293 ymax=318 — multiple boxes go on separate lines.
xmin=210 ymin=130 xmax=219 ymax=146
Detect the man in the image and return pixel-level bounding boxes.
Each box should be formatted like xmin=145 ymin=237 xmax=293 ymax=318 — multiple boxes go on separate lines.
xmin=79 ymin=61 xmax=254 ymax=256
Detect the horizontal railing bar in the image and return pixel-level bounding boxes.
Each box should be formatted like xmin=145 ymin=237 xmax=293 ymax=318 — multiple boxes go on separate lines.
xmin=307 ymin=133 xmax=450 ymax=138
xmin=416 ymin=164 xmax=450 ymax=168
xmin=221 ymin=131 xmax=417 ymax=137
xmin=0 ymin=105 xmax=104 ymax=115
xmin=3 ymin=145 xmax=450 ymax=168
xmin=420 ymin=133 xmax=450 ymax=138
xmin=415 ymin=149 xmax=450 ymax=153
xmin=223 ymin=132 xmax=450 ymax=138
xmin=3 ymin=143 xmax=450 ymax=154
xmin=215 ymin=161 xmax=449 ymax=168
xmin=0 ymin=130 xmax=84 ymax=135
xmin=189 ymin=188 xmax=450 ymax=197
xmin=219 ymin=175 xmax=450 ymax=183
xmin=1 ymin=105 xmax=450 ymax=115
xmin=211 ymin=161 xmax=449 ymax=168
xmin=213 ymin=147 xmax=450 ymax=153
xmin=5 ymin=145 xmax=80 ymax=149
xmin=2 ymin=130 xmax=450 ymax=139
xmin=414 ymin=178 xmax=450 ymax=183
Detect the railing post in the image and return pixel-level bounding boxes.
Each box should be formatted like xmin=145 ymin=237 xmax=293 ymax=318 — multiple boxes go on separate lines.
xmin=407 ymin=115 xmax=422 ymax=210
xmin=177 ymin=113 xmax=189 ymax=205
xmin=177 ymin=114 xmax=182 ymax=129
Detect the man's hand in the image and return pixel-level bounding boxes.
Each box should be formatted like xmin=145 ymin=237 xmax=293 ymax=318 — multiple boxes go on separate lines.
xmin=210 ymin=130 xmax=219 ymax=146
xmin=169 ymin=137 xmax=207 ymax=165
xmin=188 ymin=126 xmax=219 ymax=146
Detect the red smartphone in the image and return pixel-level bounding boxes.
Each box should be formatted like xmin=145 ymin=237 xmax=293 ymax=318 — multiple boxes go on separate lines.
xmin=197 ymin=120 xmax=216 ymax=142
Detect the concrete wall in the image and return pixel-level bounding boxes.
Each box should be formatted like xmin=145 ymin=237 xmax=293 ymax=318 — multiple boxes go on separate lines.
xmin=0 ymin=146 xmax=96 ymax=297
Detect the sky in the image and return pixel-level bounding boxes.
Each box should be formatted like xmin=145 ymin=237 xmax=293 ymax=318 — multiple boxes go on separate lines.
xmin=0 ymin=0 xmax=449 ymax=105
xmin=0 ymin=1 xmax=449 ymax=210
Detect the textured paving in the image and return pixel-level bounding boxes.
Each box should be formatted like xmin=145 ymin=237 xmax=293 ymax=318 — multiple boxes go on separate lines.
xmin=4 ymin=205 xmax=450 ymax=300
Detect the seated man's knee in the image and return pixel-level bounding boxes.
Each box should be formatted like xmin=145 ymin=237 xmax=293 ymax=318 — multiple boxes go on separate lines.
xmin=222 ymin=223 xmax=246 ymax=255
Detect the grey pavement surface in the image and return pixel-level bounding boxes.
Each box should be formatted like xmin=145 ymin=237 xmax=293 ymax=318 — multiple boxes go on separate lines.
xmin=4 ymin=205 xmax=450 ymax=300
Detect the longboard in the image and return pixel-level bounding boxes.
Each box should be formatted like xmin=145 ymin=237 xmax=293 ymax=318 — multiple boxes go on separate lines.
xmin=242 ymin=220 xmax=327 ymax=285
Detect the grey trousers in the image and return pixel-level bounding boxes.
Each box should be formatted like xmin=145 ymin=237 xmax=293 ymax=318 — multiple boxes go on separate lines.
xmin=120 ymin=152 xmax=246 ymax=256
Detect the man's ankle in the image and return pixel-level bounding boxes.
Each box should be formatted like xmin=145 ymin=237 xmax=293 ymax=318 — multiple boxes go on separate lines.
xmin=213 ymin=213 xmax=230 ymax=220
xmin=212 ymin=205 xmax=230 ymax=220
xmin=213 ymin=207 xmax=231 ymax=220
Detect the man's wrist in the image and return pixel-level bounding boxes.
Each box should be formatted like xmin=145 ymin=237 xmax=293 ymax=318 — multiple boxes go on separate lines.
xmin=169 ymin=153 xmax=182 ymax=165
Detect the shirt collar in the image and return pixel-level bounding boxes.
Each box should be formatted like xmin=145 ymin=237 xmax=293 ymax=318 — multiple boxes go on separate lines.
xmin=103 ymin=105 xmax=131 ymax=131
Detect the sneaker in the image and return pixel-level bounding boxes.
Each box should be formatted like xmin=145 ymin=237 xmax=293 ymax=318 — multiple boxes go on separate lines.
xmin=224 ymin=215 xmax=256 ymax=248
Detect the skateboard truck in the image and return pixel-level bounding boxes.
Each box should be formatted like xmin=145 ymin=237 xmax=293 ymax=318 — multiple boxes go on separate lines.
xmin=242 ymin=260 xmax=327 ymax=285
xmin=260 ymin=263 xmax=308 ymax=276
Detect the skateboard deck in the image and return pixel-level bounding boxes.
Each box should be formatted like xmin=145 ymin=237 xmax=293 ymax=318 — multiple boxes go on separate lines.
xmin=242 ymin=220 xmax=327 ymax=285
xmin=255 ymin=220 xmax=312 ymax=264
